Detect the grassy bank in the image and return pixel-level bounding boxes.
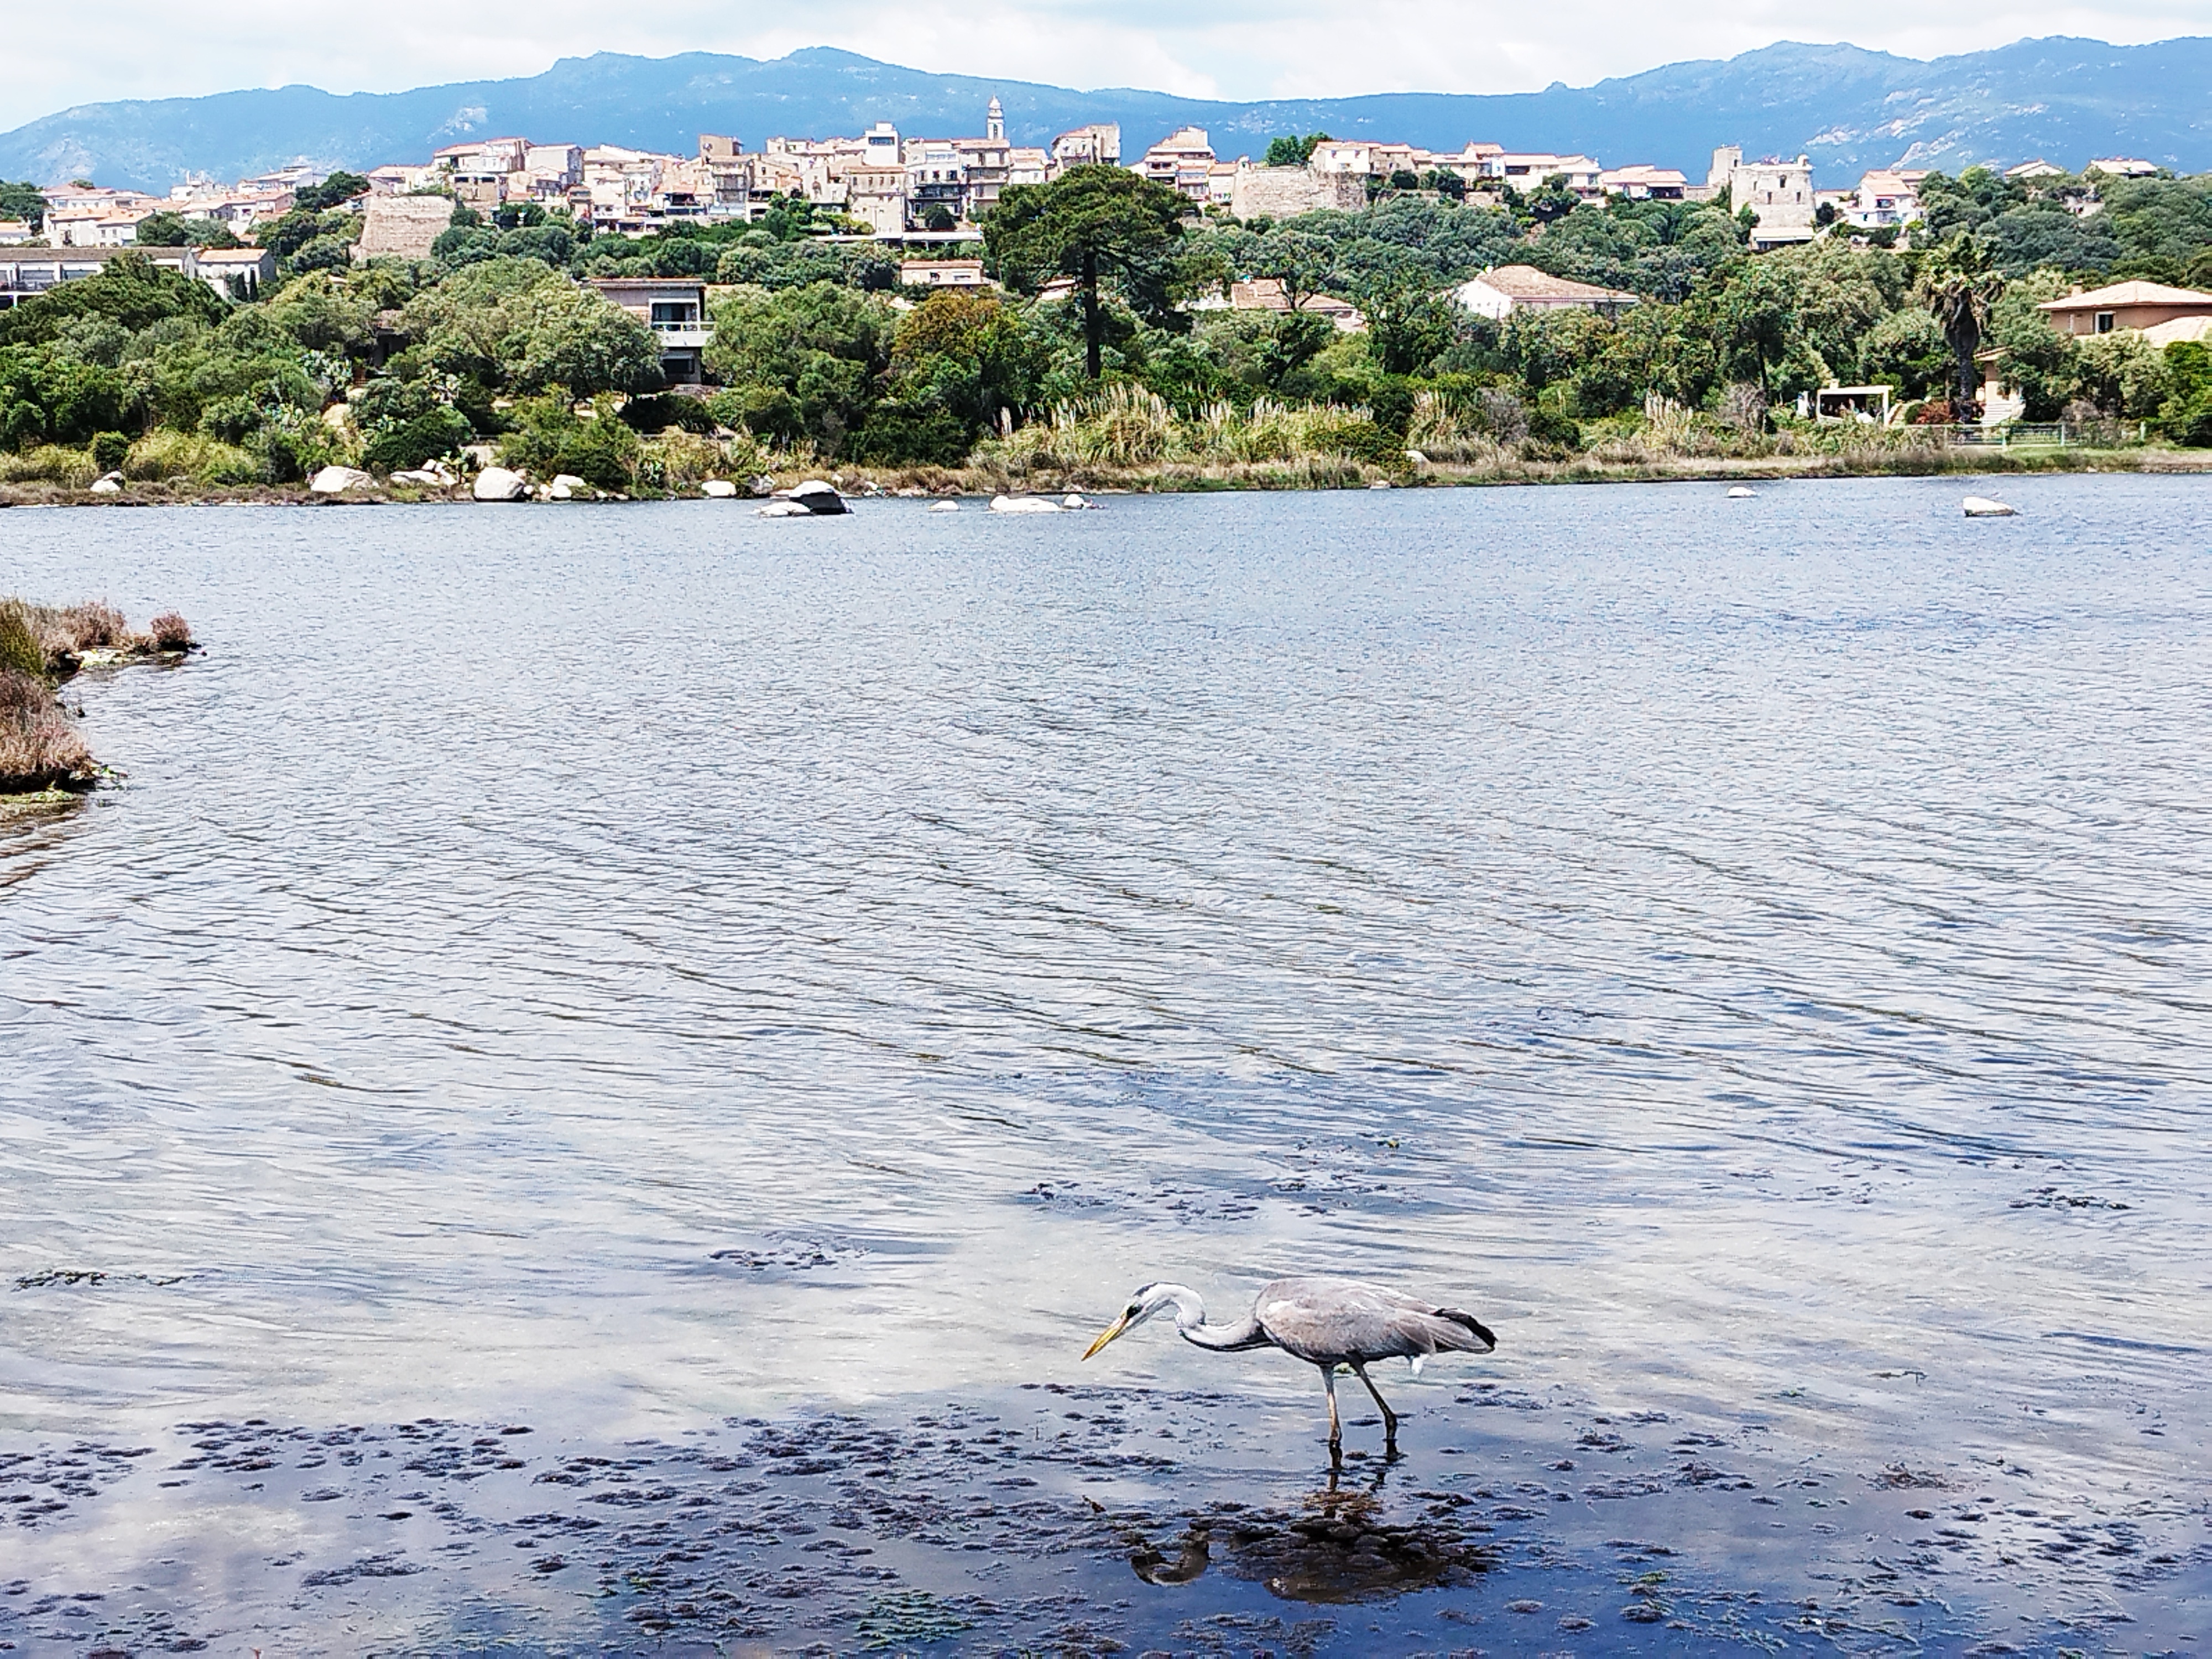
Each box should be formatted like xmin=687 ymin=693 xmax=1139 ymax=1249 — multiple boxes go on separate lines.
xmin=2 ymin=436 xmax=2204 ymax=508
xmin=4 ymin=378 xmax=2206 ymax=507
xmin=0 ymin=598 xmax=195 ymax=795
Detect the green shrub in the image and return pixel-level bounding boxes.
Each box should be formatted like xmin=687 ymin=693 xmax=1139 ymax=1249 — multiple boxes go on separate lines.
xmin=849 ymin=403 xmax=972 ymax=466
xmin=123 ymin=429 xmax=255 ymax=483
xmin=0 ymin=445 xmax=97 ymax=487
xmin=498 ymin=398 xmax=640 ymax=490
xmin=2158 ymin=340 xmax=2212 ymax=445
xmin=363 ymin=408 xmax=472 ymax=473
xmin=1522 ymin=406 xmax=1583 ymax=456
xmin=617 ymin=394 xmax=716 ymax=435
xmin=0 ymin=601 xmax=45 ymax=681
xmin=640 ymin=431 xmax=729 ymax=486
xmin=90 ymin=430 xmax=131 ymax=472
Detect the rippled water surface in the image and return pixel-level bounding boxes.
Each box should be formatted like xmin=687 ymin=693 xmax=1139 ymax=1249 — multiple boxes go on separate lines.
xmin=3 ymin=476 xmax=2209 ymax=1652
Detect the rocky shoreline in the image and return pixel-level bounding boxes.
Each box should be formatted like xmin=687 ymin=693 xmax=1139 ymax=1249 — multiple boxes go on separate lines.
xmin=2 ymin=444 xmax=2207 ymax=510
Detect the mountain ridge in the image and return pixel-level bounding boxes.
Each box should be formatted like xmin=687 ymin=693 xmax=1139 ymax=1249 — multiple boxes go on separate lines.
xmin=3 ymin=35 xmax=2208 ymax=194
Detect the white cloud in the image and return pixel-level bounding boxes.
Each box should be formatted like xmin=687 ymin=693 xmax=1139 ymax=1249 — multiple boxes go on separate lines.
xmin=2 ymin=0 xmax=2209 ymax=131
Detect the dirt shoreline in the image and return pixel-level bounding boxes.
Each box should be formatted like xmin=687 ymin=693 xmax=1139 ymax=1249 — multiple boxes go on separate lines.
xmin=3 ymin=445 xmax=2208 ymax=509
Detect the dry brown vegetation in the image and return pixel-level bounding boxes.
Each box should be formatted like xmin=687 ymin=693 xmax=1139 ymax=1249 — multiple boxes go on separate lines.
xmin=0 ymin=667 xmax=95 ymax=791
xmin=0 ymin=597 xmax=196 ymax=792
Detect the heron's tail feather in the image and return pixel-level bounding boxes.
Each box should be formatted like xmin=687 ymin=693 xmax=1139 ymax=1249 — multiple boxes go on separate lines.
xmin=1434 ymin=1308 xmax=1497 ymax=1352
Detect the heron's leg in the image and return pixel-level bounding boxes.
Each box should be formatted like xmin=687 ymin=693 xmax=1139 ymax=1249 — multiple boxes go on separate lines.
xmin=1319 ymin=1364 xmax=1342 ymax=1464
xmin=1349 ymin=1362 xmax=1399 ymax=1451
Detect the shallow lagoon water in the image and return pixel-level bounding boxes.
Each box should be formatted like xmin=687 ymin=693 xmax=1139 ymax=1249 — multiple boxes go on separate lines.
xmin=2 ymin=476 xmax=2209 ymax=1653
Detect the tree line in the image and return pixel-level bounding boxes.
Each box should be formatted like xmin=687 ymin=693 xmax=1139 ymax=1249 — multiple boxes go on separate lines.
xmin=3 ymin=156 xmax=2210 ymax=495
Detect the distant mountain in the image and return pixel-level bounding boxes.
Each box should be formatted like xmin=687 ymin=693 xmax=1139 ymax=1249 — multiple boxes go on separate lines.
xmin=4 ymin=36 xmax=2210 ymax=195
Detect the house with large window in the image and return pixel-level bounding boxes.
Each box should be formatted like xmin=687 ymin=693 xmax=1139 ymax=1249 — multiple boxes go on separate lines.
xmin=586 ymin=276 xmax=713 ymax=383
xmin=2037 ymin=279 xmax=2212 ymax=337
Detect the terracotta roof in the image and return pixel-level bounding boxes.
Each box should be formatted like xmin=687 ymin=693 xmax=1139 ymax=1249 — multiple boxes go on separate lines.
xmin=2039 ymin=280 xmax=2212 ymax=311
xmin=1467 ymin=264 xmax=1635 ymax=302
xmin=2141 ymin=315 xmax=2212 ymax=346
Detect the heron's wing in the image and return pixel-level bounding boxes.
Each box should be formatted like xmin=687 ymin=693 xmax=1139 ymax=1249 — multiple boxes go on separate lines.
xmin=1253 ymin=1277 xmax=1496 ymax=1364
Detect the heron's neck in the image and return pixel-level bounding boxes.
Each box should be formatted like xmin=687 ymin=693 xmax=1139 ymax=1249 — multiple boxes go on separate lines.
xmin=1156 ymin=1285 xmax=1262 ymax=1350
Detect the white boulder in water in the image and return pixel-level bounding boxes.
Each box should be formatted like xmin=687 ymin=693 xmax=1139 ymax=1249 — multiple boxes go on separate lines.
xmin=927 ymin=499 xmax=961 ymax=512
xmin=769 ymin=479 xmax=848 ymax=514
xmin=1726 ymin=485 xmax=1756 ymax=498
xmin=699 ymin=479 xmax=738 ymax=498
xmin=310 ymin=465 xmax=374 ymax=495
xmin=756 ymin=499 xmax=813 ymax=517
xmin=1962 ymin=495 xmax=2017 ymax=517
xmin=989 ymin=494 xmax=1063 ymax=513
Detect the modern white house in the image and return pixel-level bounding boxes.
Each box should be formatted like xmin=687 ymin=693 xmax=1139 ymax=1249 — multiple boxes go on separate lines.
xmin=585 ymin=276 xmax=713 ymax=383
xmin=1845 ymin=169 xmax=1927 ymax=230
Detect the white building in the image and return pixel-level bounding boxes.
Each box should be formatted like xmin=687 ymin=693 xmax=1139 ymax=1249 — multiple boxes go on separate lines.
xmin=1455 ymin=264 xmax=1638 ymax=320
xmin=1845 ymin=168 xmax=1926 ymax=230
xmin=1138 ymin=127 xmax=1217 ymax=200
xmin=900 ymin=258 xmax=992 ymax=288
xmin=1488 ymin=153 xmax=1605 ymax=198
xmin=1051 ymin=124 xmax=1121 ymax=169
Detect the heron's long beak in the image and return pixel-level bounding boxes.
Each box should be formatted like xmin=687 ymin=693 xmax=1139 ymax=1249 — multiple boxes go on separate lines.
xmin=1082 ymin=1313 xmax=1130 ymax=1360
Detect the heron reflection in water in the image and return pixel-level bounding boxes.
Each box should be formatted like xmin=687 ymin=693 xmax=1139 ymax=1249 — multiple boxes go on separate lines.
xmin=1083 ymin=1277 xmax=1496 ymax=1463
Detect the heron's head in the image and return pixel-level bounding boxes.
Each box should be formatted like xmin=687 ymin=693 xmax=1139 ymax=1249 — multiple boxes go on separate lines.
xmin=1082 ymin=1282 xmax=1173 ymax=1360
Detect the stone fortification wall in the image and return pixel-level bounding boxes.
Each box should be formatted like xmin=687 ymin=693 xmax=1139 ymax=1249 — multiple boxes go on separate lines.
xmin=357 ymin=194 xmax=459 ymax=261
xmin=1228 ymin=166 xmax=1366 ymax=222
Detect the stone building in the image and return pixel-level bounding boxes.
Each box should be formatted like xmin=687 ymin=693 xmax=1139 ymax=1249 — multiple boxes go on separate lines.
xmin=355 ymin=194 xmax=458 ymax=261
xmin=1708 ymin=146 xmax=1815 ymax=249
xmin=1226 ymin=164 xmax=1368 ymax=221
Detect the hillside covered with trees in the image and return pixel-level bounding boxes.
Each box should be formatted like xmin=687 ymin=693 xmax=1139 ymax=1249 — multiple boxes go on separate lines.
xmin=3 ymin=159 xmax=2210 ymax=499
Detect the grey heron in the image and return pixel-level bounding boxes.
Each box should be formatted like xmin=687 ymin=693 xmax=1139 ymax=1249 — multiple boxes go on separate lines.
xmin=1083 ymin=1277 xmax=1496 ymax=1460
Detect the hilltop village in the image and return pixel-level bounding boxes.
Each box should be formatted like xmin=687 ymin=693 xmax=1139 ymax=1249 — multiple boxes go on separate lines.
xmin=1 ymin=96 xmax=2209 ymax=503
xmin=12 ymin=98 xmax=2159 ymax=255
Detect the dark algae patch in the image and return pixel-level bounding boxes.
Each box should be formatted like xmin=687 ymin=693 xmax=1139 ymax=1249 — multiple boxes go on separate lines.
xmin=3 ymin=1386 xmax=2206 ymax=1655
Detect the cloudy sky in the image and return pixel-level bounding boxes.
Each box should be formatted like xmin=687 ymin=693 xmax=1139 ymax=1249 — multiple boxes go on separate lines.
xmin=4 ymin=0 xmax=2209 ymax=129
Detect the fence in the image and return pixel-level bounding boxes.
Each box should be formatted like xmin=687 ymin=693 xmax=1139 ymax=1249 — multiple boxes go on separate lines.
xmin=1934 ymin=423 xmax=2071 ymax=448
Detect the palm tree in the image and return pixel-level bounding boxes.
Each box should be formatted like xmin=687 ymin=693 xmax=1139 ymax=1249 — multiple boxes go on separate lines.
xmin=1917 ymin=235 xmax=2007 ymax=414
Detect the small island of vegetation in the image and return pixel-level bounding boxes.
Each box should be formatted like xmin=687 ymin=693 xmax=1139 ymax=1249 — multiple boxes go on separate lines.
xmin=0 ymin=598 xmax=194 ymax=801
xmin=2 ymin=158 xmax=2210 ymax=503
